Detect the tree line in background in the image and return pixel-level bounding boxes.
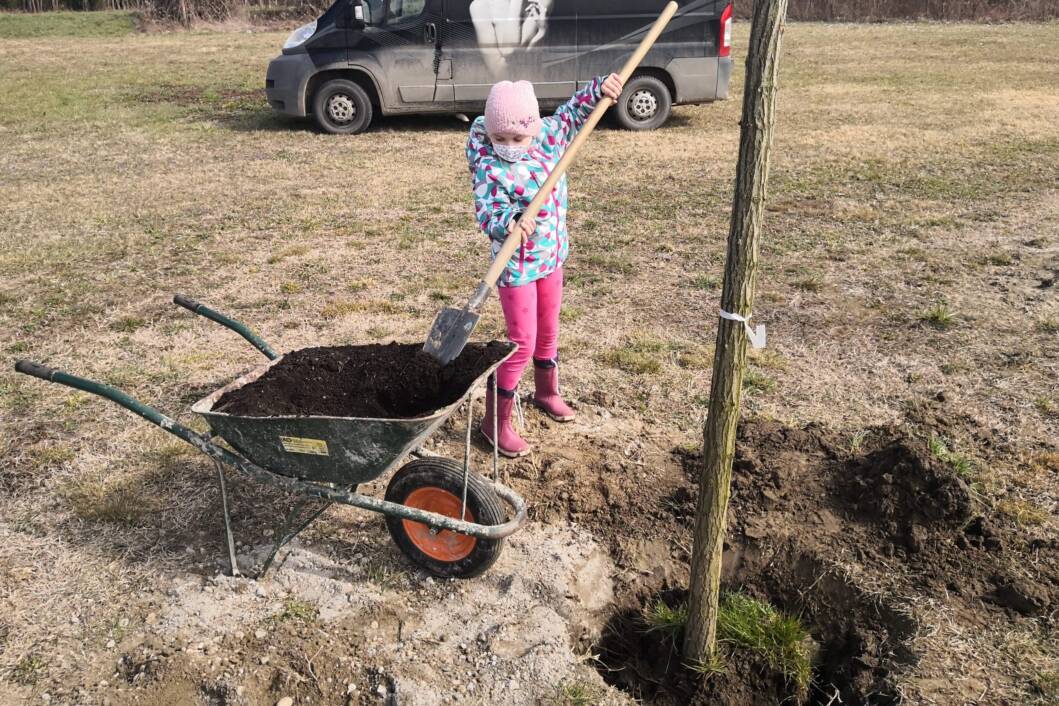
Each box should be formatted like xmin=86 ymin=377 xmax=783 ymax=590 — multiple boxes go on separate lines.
xmin=1 ymin=0 xmax=1056 ymax=30
xmin=736 ymin=0 xmax=1058 ymax=20
xmin=1 ymin=0 xmax=324 ymax=23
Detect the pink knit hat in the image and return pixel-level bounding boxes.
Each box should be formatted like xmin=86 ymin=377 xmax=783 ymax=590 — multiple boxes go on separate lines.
xmin=484 ymin=80 xmax=542 ymax=137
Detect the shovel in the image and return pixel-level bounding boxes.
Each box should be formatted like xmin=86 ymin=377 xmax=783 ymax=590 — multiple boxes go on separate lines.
xmin=423 ymin=0 xmax=680 ymax=365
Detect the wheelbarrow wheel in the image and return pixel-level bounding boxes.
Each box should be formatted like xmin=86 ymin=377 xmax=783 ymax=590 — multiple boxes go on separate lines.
xmin=384 ymin=458 xmax=505 ymax=579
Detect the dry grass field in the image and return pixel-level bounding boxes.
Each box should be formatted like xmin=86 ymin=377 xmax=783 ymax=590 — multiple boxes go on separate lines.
xmin=0 ymin=14 xmax=1057 ymax=706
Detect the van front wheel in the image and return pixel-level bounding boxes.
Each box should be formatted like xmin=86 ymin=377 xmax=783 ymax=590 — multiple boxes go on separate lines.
xmin=311 ymin=79 xmax=373 ymax=135
xmin=614 ymin=75 xmax=671 ymax=131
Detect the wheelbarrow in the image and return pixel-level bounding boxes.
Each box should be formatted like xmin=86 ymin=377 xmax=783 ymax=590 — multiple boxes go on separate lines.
xmin=14 ymin=294 xmax=527 ymax=579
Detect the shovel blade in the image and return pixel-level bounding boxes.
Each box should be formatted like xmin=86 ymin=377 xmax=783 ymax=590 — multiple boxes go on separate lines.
xmin=423 ymin=306 xmax=481 ymax=365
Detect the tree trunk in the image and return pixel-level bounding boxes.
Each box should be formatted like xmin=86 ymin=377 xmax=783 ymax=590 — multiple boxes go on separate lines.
xmin=682 ymin=0 xmax=789 ymax=664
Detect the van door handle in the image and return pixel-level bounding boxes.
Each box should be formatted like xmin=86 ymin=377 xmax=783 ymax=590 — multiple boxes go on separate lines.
xmin=425 ymin=22 xmax=437 ymax=45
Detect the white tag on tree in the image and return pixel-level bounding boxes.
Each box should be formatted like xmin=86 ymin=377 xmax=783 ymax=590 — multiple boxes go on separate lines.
xmin=719 ymin=309 xmax=767 ymax=350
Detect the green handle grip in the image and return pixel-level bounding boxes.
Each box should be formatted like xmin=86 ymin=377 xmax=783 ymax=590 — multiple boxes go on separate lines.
xmin=15 ymin=359 xmax=56 ymax=381
xmin=173 ymin=293 xmax=203 ymax=313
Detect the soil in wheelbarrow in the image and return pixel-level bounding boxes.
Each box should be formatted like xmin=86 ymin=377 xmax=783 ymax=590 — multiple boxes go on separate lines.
xmin=213 ymin=341 xmax=510 ymax=418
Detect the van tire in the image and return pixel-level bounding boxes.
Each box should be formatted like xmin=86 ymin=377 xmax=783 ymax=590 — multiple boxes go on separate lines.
xmin=614 ymin=75 xmax=671 ymax=131
xmin=311 ymin=79 xmax=373 ymax=135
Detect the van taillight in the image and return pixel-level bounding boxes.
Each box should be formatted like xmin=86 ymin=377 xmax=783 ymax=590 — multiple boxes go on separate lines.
xmin=719 ymin=3 xmax=733 ymax=58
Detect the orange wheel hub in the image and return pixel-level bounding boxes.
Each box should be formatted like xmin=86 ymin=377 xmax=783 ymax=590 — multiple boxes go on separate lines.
xmin=402 ymin=487 xmax=477 ymax=562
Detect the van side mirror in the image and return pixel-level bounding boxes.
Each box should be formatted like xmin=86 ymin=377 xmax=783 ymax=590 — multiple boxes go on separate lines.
xmin=337 ymin=0 xmax=366 ymax=29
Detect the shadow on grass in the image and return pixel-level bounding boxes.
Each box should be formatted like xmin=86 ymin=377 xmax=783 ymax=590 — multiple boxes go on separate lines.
xmin=135 ymin=84 xmax=693 ymax=136
xmin=215 ymin=103 xmax=693 ymax=135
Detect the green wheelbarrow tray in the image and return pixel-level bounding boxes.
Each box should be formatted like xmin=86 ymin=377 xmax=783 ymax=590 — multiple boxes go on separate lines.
xmin=14 ymin=294 xmax=528 ymax=579
xmin=192 ymin=341 xmax=516 ymax=487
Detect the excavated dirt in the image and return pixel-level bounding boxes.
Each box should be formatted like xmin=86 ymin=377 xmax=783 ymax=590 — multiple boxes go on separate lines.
xmin=567 ymin=414 xmax=1059 ymax=705
xmin=214 ymin=342 xmax=510 ymax=418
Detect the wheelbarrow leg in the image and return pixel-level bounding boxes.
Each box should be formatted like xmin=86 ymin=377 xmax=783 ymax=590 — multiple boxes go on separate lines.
xmin=258 ymin=497 xmax=332 ymax=578
xmin=212 ymin=458 xmax=241 ymax=577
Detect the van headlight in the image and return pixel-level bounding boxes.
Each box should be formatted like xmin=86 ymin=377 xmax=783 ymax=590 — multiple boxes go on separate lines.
xmin=283 ymin=20 xmax=318 ymax=50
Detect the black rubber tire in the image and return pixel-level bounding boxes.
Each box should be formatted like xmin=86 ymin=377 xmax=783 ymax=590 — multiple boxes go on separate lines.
xmin=311 ymin=78 xmax=374 ymax=135
xmin=614 ymin=75 xmax=672 ymax=131
xmin=384 ymin=457 xmax=505 ymax=579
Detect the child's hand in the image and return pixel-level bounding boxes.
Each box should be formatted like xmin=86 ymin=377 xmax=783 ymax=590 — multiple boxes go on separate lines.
xmin=602 ymin=73 xmax=623 ymax=100
xmin=508 ymin=215 xmax=536 ymax=245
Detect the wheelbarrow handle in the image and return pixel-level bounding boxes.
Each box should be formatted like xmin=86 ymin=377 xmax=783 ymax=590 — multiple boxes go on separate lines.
xmin=13 ymin=359 xmax=215 ymax=455
xmin=172 ymin=293 xmax=279 ymax=361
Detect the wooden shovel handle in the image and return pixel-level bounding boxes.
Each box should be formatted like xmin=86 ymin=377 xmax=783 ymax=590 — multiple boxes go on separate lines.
xmin=478 ymin=0 xmax=680 ymax=293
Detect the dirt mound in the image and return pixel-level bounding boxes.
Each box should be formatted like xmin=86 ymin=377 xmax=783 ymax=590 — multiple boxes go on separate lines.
xmin=577 ymin=415 xmax=1058 ymax=705
xmin=836 ymin=439 xmax=975 ymax=550
xmin=214 ymin=342 xmax=510 ymax=419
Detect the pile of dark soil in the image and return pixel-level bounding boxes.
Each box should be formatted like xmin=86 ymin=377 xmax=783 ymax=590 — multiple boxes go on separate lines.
xmin=214 ymin=342 xmax=510 ymax=419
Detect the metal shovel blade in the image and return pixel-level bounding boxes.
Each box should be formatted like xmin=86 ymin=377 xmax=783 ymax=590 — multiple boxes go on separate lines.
xmin=423 ymin=305 xmax=481 ymax=365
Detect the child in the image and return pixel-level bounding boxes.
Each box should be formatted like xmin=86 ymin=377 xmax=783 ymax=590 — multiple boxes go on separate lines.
xmin=466 ymin=73 xmax=623 ymax=457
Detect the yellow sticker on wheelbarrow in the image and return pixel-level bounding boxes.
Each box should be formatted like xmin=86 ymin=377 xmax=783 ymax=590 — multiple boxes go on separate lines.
xmin=279 ymin=436 xmax=329 ymax=456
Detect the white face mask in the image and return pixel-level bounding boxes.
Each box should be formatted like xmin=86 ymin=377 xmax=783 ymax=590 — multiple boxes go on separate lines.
xmin=493 ymin=143 xmax=528 ymax=162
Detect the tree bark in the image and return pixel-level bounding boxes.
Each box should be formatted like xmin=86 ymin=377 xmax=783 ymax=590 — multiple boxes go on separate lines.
xmin=683 ymin=0 xmax=789 ymax=664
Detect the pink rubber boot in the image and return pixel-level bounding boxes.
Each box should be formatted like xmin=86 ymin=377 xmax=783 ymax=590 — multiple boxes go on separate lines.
xmin=482 ymin=382 xmax=530 ymax=458
xmin=532 ymin=358 xmax=576 ymax=422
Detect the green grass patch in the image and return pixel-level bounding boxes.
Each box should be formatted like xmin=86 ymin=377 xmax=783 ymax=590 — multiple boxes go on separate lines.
xmin=347 ymin=278 xmax=373 ymax=293
xmin=601 ymin=338 xmax=666 ymax=375
xmin=848 ymin=429 xmax=870 ymax=455
xmin=928 ymin=435 xmax=976 ymax=481
xmin=110 ymin=315 xmax=146 ymax=333
xmin=717 ymin=592 xmax=814 ymax=691
xmin=1034 ymin=396 xmax=1058 ymax=418
xmin=582 ymin=253 xmax=635 ymax=275
xmin=792 ymin=275 xmax=824 ymax=293
xmin=321 ymin=299 xmax=405 ymax=319
xmin=675 ymin=345 xmax=714 ymax=371
xmin=365 ymin=561 xmax=400 ymax=589
xmin=638 ymin=593 xmax=814 ymax=691
xmin=743 ymin=369 xmax=776 ymax=393
xmin=1031 ymin=670 xmax=1059 ymax=703
xmin=748 ymin=348 xmax=788 ymax=371
xmin=692 ymin=275 xmax=721 ymax=291
xmin=601 ymin=338 xmax=713 ymax=375
xmin=11 ymin=654 xmax=46 ymax=685
xmin=994 ymin=498 xmax=1049 ymax=528
xmin=686 ymin=650 xmax=727 ymax=678
xmin=981 ymin=253 xmax=1014 ymax=266
xmin=643 ymin=600 xmax=689 ymax=640
xmin=919 ymin=300 xmax=956 ymax=330
xmin=1037 ymin=316 xmax=1059 ymax=335
xmin=0 ymin=10 xmax=138 ymax=39
xmin=553 ymin=680 xmax=602 ymax=706
xmin=277 ymin=598 xmax=318 ymax=623
xmin=559 ymin=306 xmax=583 ymax=323
xmin=28 ymin=442 xmax=75 ymax=470
xmin=267 ymin=245 xmax=309 ymax=264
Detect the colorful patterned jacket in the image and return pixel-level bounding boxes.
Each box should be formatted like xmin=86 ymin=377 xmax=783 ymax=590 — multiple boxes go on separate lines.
xmin=466 ymin=76 xmax=605 ymax=288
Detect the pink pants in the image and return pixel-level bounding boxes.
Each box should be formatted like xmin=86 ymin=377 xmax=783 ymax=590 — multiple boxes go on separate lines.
xmin=496 ymin=267 xmax=563 ymax=390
